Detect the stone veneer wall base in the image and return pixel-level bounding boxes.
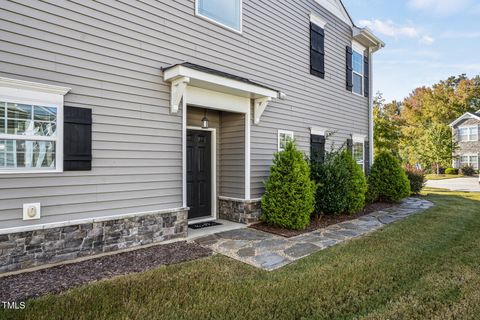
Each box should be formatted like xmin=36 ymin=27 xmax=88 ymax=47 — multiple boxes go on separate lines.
xmin=218 ymin=197 xmax=261 ymax=224
xmin=0 ymin=209 xmax=188 ymax=273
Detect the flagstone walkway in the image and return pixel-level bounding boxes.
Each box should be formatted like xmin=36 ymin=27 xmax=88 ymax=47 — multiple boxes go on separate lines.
xmin=195 ymin=197 xmax=434 ymax=271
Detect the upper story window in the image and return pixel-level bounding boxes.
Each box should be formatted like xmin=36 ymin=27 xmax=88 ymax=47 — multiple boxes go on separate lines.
xmin=278 ymin=130 xmax=294 ymax=151
xmin=347 ymin=41 xmax=369 ymax=97
xmin=459 ymin=126 xmax=478 ymax=141
xmin=352 ymin=50 xmax=364 ymax=96
xmin=0 ymin=77 xmax=70 ymax=174
xmin=196 ymin=0 xmax=242 ymax=33
xmin=310 ymin=13 xmax=327 ymax=79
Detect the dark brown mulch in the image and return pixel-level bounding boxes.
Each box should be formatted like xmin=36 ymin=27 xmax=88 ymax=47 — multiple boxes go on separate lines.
xmin=250 ymin=202 xmax=396 ymax=238
xmin=0 ymin=241 xmax=212 ymax=302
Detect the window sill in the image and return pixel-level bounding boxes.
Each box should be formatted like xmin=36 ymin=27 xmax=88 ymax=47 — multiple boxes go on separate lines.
xmin=195 ymin=13 xmax=243 ymax=34
xmin=0 ymin=169 xmax=63 ymax=175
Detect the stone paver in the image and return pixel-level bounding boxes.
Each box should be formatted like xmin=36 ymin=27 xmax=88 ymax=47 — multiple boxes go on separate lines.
xmin=194 ymin=197 xmax=434 ymax=271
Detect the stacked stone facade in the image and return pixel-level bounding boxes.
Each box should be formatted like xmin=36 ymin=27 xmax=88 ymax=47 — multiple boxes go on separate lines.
xmin=218 ymin=197 xmax=262 ymax=224
xmin=0 ymin=209 xmax=188 ymax=273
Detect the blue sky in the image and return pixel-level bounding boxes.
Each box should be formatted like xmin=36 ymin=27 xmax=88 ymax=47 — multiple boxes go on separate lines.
xmin=342 ymin=0 xmax=480 ymax=102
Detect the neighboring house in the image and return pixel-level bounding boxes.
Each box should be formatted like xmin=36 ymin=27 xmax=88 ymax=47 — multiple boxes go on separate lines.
xmin=0 ymin=0 xmax=384 ymax=272
xmin=450 ymin=111 xmax=480 ymax=170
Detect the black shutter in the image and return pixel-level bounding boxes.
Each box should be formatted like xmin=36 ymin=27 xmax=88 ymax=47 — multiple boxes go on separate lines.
xmin=310 ymin=23 xmax=325 ymax=78
xmin=346 ymin=138 xmax=353 ymax=154
xmin=364 ymin=55 xmax=369 ymax=98
xmin=64 ymin=106 xmax=92 ymax=171
xmin=310 ymin=134 xmax=326 ymax=163
xmin=346 ymin=46 xmax=353 ymax=91
xmin=364 ymin=140 xmax=370 ymax=174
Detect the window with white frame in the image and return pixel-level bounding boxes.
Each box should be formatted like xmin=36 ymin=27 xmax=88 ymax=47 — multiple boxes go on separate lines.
xmin=278 ymin=130 xmax=294 ymax=151
xmin=196 ymin=0 xmax=242 ymax=32
xmin=352 ymin=135 xmax=365 ymax=170
xmin=459 ymin=154 xmax=479 ymax=169
xmin=352 ymin=49 xmax=364 ymax=96
xmin=0 ymin=78 xmax=69 ymax=173
xmin=458 ymin=126 xmax=478 ymax=141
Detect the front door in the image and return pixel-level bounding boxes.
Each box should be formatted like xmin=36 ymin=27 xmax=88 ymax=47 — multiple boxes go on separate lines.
xmin=187 ymin=129 xmax=212 ymax=219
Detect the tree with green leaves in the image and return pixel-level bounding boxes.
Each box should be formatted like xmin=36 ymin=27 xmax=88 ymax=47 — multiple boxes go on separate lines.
xmin=373 ymin=92 xmax=403 ymax=158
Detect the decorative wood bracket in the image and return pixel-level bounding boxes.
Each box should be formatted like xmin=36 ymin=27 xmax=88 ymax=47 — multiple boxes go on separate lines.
xmin=170 ymin=77 xmax=190 ymax=114
xmin=253 ymin=97 xmax=271 ymax=124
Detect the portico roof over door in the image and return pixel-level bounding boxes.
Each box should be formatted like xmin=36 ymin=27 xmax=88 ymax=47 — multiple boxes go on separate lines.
xmin=163 ymin=62 xmax=284 ymax=207
xmin=163 ymin=62 xmax=283 ymax=124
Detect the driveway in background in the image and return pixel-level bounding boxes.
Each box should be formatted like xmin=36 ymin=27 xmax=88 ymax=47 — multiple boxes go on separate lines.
xmin=426 ymin=177 xmax=480 ymax=192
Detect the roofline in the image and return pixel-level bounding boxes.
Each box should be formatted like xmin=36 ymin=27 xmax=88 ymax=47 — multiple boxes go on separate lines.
xmin=449 ymin=112 xmax=480 ymax=127
xmin=339 ymin=0 xmax=385 ymax=51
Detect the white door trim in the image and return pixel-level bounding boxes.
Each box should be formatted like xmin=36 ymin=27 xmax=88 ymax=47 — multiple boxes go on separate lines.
xmin=245 ymin=110 xmax=251 ymax=200
xmin=186 ymin=126 xmax=217 ymax=219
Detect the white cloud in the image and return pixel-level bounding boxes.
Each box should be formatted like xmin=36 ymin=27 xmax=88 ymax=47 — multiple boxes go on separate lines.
xmin=358 ymin=19 xmax=435 ymax=45
xmin=408 ymin=0 xmax=474 ymax=15
xmin=358 ymin=19 xmax=419 ymax=38
xmin=419 ymin=35 xmax=435 ymax=45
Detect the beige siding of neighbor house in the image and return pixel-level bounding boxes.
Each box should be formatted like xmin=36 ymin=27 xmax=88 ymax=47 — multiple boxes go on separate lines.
xmin=0 ymin=0 xmax=369 ymax=228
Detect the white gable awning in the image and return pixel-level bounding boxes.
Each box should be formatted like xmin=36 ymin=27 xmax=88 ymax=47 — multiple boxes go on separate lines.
xmin=163 ymin=63 xmax=283 ymax=124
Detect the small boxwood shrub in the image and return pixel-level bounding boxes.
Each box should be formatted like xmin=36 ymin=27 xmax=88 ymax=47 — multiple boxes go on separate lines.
xmin=404 ymin=164 xmax=426 ymax=194
xmin=311 ymin=150 xmax=349 ymax=215
xmin=445 ymin=168 xmax=458 ymax=175
xmin=311 ymin=150 xmax=367 ymax=215
xmin=261 ymin=140 xmax=316 ymax=230
xmin=460 ymin=165 xmax=476 ymax=176
xmin=342 ymin=151 xmax=367 ymax=214
xmin=367 ymin=151 xmax=411 ymax=203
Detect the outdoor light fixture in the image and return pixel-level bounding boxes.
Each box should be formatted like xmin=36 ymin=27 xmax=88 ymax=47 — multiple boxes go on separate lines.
xmin=202 ymin=109 xmax=209 ymax=129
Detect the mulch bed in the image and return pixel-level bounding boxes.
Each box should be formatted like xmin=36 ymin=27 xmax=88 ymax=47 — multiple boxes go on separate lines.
xmin=0 ymin=241 xmax=212 ymax=302
xmin=250 ymin=202 xmax=396 ymax=238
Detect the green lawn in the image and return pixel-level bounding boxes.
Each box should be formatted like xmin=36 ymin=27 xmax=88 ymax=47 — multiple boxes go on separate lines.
xmin=425 ymin=174 xmax=466 ymax=180
xmin=3 ymin=188 xmax=480 ymax=320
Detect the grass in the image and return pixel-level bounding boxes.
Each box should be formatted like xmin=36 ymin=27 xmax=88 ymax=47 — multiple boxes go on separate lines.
xmin=3 ymin=188 xmax=480 ymax=320
xmin=425 ymin=174 xmax=467 ymax=180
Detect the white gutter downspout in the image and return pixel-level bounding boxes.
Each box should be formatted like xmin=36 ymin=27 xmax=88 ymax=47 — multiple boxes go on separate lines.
xmin=368 ymin=47 xmax=374 ymax=168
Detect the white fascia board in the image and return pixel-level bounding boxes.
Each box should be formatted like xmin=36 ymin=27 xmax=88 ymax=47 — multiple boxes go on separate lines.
xmin=164 ymin=65 xmax=278 ymax=99
xmin=353 ymin=27 xmax=385 ymax=52
xmin=450 ymin=112 xmax=480 ymax=127
xmin=186 ymin=86 xmax=250 ymax=114
xmin=310 ymin=13 xmax=327 ymax=28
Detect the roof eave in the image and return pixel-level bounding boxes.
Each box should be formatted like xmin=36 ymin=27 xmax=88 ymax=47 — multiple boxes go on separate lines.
xmin=353 ymin=27 xmax=385 ymax=53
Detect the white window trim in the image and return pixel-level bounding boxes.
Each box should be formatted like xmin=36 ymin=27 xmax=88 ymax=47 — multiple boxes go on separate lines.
xmin=459 ymin=153 xmax=479 ymax=169
xmin=278 ymin=130 xmax=294 ymax=151
xmin=0 ymin=77 xmax=70 ymax=174
xmin=351 ymin=41 xmax=366 ymax=97
xmin=195 ymin=0 xmax=243 ymax=34
xmin=458 ymin=125 xmax=479 ymax=141
xmin=352 ymin=134 xmax=366 ymax=172
xmin=310 ymin=127 xmax=327 ymax=136
xmin=310 ymin=13 xmax=327 ymax=28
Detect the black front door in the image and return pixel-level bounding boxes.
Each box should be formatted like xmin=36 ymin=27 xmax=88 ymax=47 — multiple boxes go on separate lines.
xmin=187 ymin=130 xmax=212 ymax=219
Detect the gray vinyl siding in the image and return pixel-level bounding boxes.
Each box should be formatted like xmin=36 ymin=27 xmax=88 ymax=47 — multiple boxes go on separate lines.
xmin=0 ymin=0 xmax=370 ymax=227
xmin=453 ymin=118 xmax=480 ymax=165
xmin=220 ymin=112 xmax=245 ymax=199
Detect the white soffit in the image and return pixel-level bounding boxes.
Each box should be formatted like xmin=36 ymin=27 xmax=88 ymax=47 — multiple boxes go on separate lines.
xmin=314 ymin=0 xmax=352 ymax=27
xmin=163 ymin=64 xmax=281 ymax=124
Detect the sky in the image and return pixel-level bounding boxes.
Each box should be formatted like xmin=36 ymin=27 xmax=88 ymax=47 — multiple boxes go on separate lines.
xmin=342 ymin=0 xmax=480 ymax=102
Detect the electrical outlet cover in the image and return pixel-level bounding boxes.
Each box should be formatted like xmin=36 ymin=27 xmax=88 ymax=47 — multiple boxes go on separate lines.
xmin=23 ymin=203 xmax=41 ymax=220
